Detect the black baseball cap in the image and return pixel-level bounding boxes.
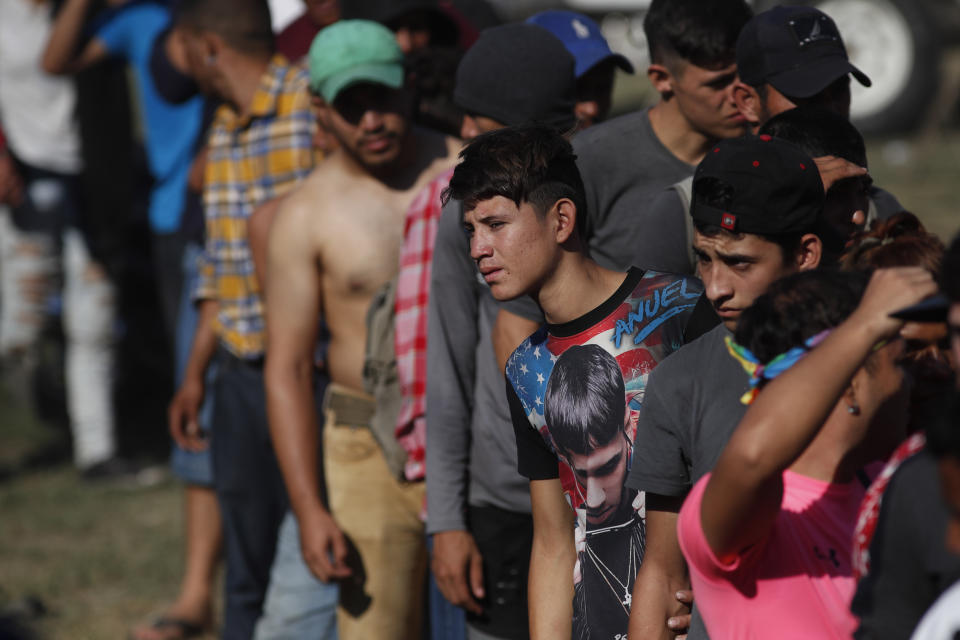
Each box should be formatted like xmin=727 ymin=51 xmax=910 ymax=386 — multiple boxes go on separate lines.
xmin=737 ymin=5 xmax=871 ymax=99
xmin=691 ymin=135 xmax=824 ymax=236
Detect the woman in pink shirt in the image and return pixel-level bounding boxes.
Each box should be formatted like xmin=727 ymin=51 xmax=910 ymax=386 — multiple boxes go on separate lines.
xmin=678 ymin=267 xmax=936 ymax=639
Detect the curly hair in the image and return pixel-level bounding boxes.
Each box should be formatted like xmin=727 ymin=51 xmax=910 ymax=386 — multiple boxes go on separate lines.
xmin=840 ymin=212 xmax=944 ymax=274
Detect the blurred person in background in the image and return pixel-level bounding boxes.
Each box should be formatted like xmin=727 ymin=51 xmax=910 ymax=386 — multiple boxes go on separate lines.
xmin=275 ymin=0 xmax=341 ymax=63
xmin=43 ymin=0 xmax=205 ymax=351
xmin=0 ymin=0 xmax=121 ymax=479
xmin=343 ymin=0 xmax=461 ymax=55
xmin=526 ymin=10 xmax=634 ymax=130
xmin=168 ymin=0 xmax=329 ymax=636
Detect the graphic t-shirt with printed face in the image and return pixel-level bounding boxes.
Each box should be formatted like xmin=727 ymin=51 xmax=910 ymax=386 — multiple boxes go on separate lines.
xmin=505 ymin=268 xmax=705 ymax=640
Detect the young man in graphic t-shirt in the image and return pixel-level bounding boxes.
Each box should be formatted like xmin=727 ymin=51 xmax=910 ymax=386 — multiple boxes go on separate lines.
xmin=446 ymin=124 xmax=706 ymax=639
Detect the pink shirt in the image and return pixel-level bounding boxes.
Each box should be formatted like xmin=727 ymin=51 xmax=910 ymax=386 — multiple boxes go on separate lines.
xmin=678 ymin=471 xmax=865 ymax=639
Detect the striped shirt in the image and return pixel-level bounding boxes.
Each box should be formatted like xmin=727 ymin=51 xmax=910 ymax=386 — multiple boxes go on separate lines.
xmin=194 ymin=56 xmax=318 ymax=359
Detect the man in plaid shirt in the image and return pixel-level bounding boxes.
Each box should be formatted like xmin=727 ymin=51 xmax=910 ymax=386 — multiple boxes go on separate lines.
xmin=167 ymin=1 xmax=331 ymax=637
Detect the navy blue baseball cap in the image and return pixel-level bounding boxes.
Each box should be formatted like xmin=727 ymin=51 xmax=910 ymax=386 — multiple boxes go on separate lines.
xmin=737 ymin=5 xmax=871 ymax=99
xmin=527 ymin=10 xmax=633 ymax=78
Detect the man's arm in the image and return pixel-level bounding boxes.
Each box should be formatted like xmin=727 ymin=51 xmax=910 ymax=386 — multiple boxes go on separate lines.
xmin=264 ymin=196 xmax=350 ymax=582
xmin=628 ymin=496 xmax=691 ymax=639
xmin=168 ymin=299 xmax=218 ymax=451
xmin=529 ymin=478 xmax=576 ymax=640
xmin=42 ymin=0 xmax=109 ymax=75
xmin=426 ymin=198 xmax=484 ymax=608
xmin=701 ymin=268 xmax=936 ymax=561
xmin=492 ymin=308 xmax=540 ymax=374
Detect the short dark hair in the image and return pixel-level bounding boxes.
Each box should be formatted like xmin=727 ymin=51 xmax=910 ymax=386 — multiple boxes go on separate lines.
xmin=760 ymin=107 xmax=867 ymax=168
xmin=692 ymin=176 xmax=805 ymax=263
xmin=545 ymin=345 xmax=625 ymax=456
xmin=644 ymin=0 xmax=752 ymax=70
xmin=942 ymin=231 xmax=960 ymax=302
xmin=443 ymin=124 xmax=588 ymax=238
xmin=735 ymin=269 xmax=869 ymax=372
xmin=760 ymin=107 xmax=869 ymax=262
xmin=175 ymin=0 xmax=275 ymax=56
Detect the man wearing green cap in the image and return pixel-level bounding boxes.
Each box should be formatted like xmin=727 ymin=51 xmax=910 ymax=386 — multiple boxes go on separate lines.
xmin=264 ymin=19 xmax=459 ymax=640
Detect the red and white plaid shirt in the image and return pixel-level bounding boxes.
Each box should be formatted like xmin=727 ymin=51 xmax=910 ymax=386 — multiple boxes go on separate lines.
xmin=394 ymin=169 xmax=454 ymax=481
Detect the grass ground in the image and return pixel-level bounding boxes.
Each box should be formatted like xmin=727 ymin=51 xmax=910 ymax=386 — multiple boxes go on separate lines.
xmin=0 ymin=124 xmax=956 ymax=640
xmin=0 ymin=383 xmax=218 ymax=640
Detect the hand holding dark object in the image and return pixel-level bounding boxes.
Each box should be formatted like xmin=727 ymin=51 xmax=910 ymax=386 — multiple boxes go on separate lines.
xmin=432 ymin=529 xmax=485 ymax=615
xmin=299 ymin=507 xmax=353 ymax=582
xmin=168 ymin=375 xmax=208 ymax=452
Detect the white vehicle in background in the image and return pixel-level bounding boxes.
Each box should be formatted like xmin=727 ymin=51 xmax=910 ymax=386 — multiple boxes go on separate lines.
xmin=494 ymin=0 xmax=960 ymax=133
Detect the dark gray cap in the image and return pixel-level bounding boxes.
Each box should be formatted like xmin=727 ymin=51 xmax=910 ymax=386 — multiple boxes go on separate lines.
xmin=454 ymin=23 xmax=577 ymax=131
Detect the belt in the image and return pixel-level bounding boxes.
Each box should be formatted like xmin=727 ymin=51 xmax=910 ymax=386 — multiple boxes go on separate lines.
xmin=323 ymin=384 xmax=376 ymax=428
xmin=217 ymin=346 xmax=265 ymax=370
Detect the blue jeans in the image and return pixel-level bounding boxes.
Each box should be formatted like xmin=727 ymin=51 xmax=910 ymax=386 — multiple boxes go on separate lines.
xmin=170 ymin=241 xmax=215 ymax=486
xmin=426 ymin=534 xmax=467 ymax=640
xmin=253 ymin=512 xmax=339 ymax=640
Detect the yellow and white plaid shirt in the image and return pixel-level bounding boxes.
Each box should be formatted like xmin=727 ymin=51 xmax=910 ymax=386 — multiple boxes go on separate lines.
xmin=194 ymin=56 xmax=319 ymax=359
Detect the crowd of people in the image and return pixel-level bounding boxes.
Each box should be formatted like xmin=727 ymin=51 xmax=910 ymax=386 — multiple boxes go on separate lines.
xmin=1 ymin=0 xmax=958 ymax=639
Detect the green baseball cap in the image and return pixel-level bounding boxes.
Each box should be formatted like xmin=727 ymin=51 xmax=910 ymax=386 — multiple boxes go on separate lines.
xmin=308 ymin=20 xmax=405 ymax=102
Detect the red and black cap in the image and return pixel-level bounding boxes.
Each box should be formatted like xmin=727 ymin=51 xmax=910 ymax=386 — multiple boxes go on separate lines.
xmin=736 ymin=5 xmax=871 ymax=99
xmin=691 ymin=135 xmax=824 ymax=236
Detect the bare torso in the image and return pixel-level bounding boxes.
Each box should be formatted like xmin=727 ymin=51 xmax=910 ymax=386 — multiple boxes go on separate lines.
xmin=291 ymin=128 xmax=459 ymax=391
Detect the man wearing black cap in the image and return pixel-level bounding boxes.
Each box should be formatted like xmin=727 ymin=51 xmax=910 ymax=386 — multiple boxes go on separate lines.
xmin=732 ymin=5 xmax=870 ymax=128
xmin=625 ymin=135 xmax=827 ymax=639
xmin=425 ymin=23 xmax=578 ymax=640
xmin=642 ymin=5 xmax=901 ymax=277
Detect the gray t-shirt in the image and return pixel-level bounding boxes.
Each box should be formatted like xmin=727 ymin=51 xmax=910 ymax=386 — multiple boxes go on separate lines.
xmin=626 ymin=323 xmax=749 ymax=497
xmin=575 ymin=107 xmax=697 ymax=271
xmin=625 ymin=322 xmax=749 ymax=640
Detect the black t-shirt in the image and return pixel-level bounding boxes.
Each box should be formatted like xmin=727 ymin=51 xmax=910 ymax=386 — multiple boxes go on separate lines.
xmin=506 ymin=268 xmax=709 ymax=639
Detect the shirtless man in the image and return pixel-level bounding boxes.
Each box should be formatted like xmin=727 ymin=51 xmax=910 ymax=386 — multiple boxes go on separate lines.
xmin=263 ymin=20 xmax=459 ymax=640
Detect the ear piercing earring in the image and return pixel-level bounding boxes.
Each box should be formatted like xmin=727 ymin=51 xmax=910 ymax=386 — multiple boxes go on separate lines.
xmin=847 ymin=403 xmax=860 ymax=416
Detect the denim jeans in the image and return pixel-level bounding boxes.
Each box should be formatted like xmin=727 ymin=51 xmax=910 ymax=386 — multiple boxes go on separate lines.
xmin=253 ymin=511 xmax=339 ymax=640
xmin=170 ymin=242 xmax=215 ymax=487
xmin=426 ymin=535 xmax=467 ymax=640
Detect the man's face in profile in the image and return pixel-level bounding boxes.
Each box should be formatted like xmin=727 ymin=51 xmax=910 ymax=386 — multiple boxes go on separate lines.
xmin=565 ymin=431 xmax=631 ymax=526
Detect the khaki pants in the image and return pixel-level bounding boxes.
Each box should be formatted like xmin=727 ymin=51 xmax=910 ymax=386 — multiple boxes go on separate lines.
xmin=323 ymin=384 xmax=427 ymax=640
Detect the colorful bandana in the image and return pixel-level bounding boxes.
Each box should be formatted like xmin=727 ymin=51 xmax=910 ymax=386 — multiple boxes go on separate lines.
xmin=725 ymin=329 xmax=833 ymax=404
